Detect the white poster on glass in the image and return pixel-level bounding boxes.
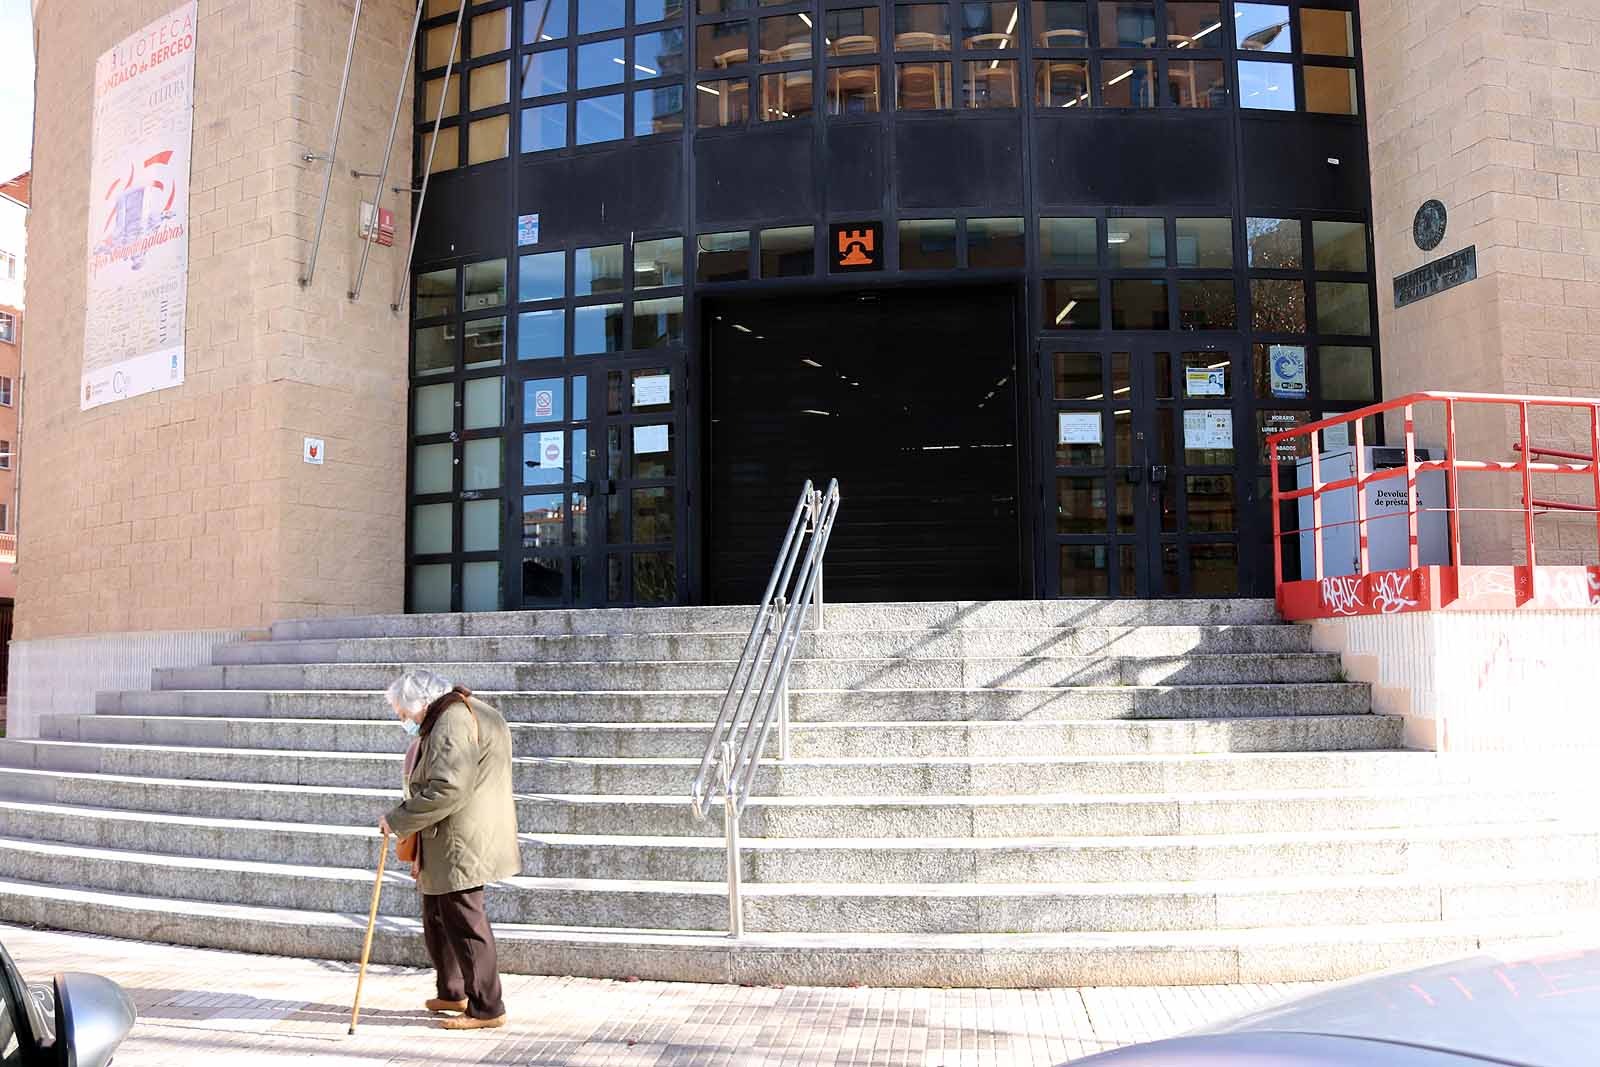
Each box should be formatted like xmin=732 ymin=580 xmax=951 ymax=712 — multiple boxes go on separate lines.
xmin=633 ymin=374 xmax=670 ymax=407
xmin=1269 ymin=345 xmax=1308 ymax=399
xmin=1185 ymin=367 xmax=1226 ymax=397
xmin=1058 ymin=412 xmax=1102 ymax=445
xmin=81 ymin=3 xmax=198 ymax=411
xmin=1184 ymin=409 xmax=1234 ymax=450
xmin=538 ymin=431 xmax=564 ymax=470
xmin=634 ymin=424 xmax=669 ymax=454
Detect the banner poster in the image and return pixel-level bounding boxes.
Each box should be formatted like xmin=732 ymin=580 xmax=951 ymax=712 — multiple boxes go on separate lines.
xmin=81 ymin=3 xmax=197 ymax=411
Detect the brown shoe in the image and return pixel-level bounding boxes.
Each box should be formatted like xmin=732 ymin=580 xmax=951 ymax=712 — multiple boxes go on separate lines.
xmin=425 ymin=998 xmax=469 ymax=1013
xmin=440 ymin=1013 xmax=506 ymax=1030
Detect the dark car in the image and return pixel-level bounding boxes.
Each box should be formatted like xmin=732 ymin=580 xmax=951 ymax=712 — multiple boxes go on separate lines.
xmin=0 ymin=938 xmax=135 ymax=1066
xmin=1067 ymin=943 xmax=1600 ymax=1066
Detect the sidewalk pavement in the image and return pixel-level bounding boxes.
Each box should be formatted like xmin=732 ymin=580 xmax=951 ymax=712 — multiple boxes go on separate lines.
xmin=7 ymin=923 xmax=1323 ymax=1066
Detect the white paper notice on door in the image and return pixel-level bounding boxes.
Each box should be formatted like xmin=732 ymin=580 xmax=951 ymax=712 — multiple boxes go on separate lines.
xmin=633 ymin=374 xmax=670 ymax=407
xmin=1058 ymin=412 xmax=1102 ymax=445
xmin=538 ymin=431 xmax=564 ymax=469
xmin=1185 ymin=367 xmax=1226 ymax=397
xmin=1184 ymin=409 xmax=1233 ymax=450
xmin=634 ymin=423 xmax=670 ymax=454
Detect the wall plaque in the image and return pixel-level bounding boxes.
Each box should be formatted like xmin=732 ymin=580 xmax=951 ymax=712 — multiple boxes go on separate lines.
xmin=1394 ymin=246 xmax=1476 ymax=309
xmin=1413 ymin=199 xmax=1447 ymax=251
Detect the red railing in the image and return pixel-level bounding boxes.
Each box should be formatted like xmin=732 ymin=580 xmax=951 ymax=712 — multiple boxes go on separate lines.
xmin=1267 ymin=391 xmax=1600 ymax=620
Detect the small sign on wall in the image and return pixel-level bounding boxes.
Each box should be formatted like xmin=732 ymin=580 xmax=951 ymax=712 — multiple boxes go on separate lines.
xmin=359 ymin=202 xmax=395 ymax=246
xmin=304 ymin=437 xmax=325 ymax=465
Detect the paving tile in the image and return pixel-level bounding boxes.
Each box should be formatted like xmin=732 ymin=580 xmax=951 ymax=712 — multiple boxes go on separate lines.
xmin=5 ymin=922 xmax=1322 ymax=1065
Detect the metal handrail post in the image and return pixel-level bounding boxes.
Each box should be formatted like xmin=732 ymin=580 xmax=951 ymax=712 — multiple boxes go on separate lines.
xmin=392 ymin=0 xmax=470 ymax=312
xmin=720 ymin=741 xmax=743 ymax=937
xmin=301 ymin=0 xmax=363 ymax=287
xmin=775 ymin=600 xmax=791 ymax=761
xmin=350 ymin=0 xmax=429 ymax=301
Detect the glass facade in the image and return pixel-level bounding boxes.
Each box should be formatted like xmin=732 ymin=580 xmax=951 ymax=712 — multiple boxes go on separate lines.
xmin=408 ymin=0 xmax=1375 ymax=609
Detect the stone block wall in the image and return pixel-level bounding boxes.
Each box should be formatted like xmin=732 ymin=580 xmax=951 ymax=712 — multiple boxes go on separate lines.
xmin=1361 ymin=0 xmax=1600 ymax=565
xmin=19 ymin=0 xmax=415 ymax=640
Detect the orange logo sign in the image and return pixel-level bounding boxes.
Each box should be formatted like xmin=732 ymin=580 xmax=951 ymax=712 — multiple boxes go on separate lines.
xmin=838 ymin=229 xmax=874 ymax=266
xmin=830 ymin=222 xmax=883 ymax=272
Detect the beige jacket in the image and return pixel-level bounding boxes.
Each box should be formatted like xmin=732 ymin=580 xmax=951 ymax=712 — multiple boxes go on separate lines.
xmin=385 ymin=694 xmax=521 ymax=896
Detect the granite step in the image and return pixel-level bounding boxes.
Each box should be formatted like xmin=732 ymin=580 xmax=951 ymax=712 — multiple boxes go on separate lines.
xmin=94 ymin=683 xmax=1376 ymax=723
xmin=40 ymin=714 xmax=1403 ymax=759
xmin=268 ymin=600 xmax=1282 ymax=641
xmin=1 ymin=799 xmax=1592 ymax=880
xmin=2 ymin=835 xmax=1593 ymax=936
xmin=213 ymin=625 xmax=1314 ymax=667
xmin=7 ymin=877 xmax=1599 ymax=986
xmin=0 ymin=742 xmax=1455 ymax=796
xmin=150 ymin=654 xmax=1348 ymax=693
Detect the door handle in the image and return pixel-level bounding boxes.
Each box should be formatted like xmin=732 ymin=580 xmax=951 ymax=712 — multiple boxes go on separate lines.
xmin=1149 ymin=465 xmax=1169 ymax=485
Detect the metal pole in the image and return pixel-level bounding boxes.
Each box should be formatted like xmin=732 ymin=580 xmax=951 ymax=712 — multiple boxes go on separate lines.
xmin=774 ymin=600 xmax=790 ymax=760
xmin=810 ymin=488 xmax=825 ymax=630
xmin=350 ymin=0 xmax=428 ymax=301
xmin=1590 ymin=404 xmax=1600 ymax=560
xmin=1310 ymin=437 xmax=1324 ymax=582
xmin=301 ymin=0 xmax=364 ymax=287
xmin=391 ymin=0 xmax=469 ymax=312
xmin=1270 ymin=436 xmax=1283 ymax=607
xmin=1519 ymin=401 xmax=1536 ymax=597
xmin=1353 ymin=416 xmax=1369 ymax=576
xmin=1404 ymin=403 xmax=1420 ymax=570
xmin=723 ymin=791 xmax=743 ymax=938
xmin=1445 ymin=399 xmax=1462 ymax=589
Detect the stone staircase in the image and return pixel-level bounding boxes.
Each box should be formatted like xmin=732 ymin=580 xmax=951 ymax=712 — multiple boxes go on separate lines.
xmin=1 ymin=599 xmax=1598 ymax=987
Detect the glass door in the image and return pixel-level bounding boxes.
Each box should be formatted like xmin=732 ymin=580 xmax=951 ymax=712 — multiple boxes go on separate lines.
xmin=578 ymin=357 xmax=685 ymax=606
xmin=516 ymin=369 xmax=592 ymax=606
xmin=1045 ymin=342 xmax=1246 ymax=598
xmin=1144 ymin=344 xmax=1245 ymax=597
xmin=1047 ymin=347 xmax=1149 ymax=598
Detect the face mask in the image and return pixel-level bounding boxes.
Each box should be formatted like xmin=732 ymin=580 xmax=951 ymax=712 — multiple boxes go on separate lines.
xmin=402 ymin=718 xmax=421 ymax=738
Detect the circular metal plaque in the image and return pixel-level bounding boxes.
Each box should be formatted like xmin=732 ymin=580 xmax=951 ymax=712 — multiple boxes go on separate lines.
xmin=1413 ymin=199 xmax=1447 ymax=252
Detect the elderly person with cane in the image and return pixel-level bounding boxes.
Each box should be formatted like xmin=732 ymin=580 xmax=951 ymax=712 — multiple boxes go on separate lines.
xmin=378 ymin=669 xmax=520 ymax=1030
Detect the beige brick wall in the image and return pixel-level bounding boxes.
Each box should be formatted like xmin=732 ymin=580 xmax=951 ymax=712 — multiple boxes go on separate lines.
xmin=19 ymin=0 xmax=415 ymax=639
xmin=1362 ymin=0 xmax=1600 ymax=564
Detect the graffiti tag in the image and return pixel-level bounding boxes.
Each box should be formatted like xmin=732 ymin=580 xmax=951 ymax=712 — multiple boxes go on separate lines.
xmin=1372 ymin=571 xmax=1420 ymax=614
xmin=1320 ymin=575 xmax=1365 ymax=616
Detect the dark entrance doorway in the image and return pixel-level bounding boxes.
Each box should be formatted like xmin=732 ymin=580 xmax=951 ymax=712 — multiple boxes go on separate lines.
xmin=706 ymin=286 xmax=1026 ymax=604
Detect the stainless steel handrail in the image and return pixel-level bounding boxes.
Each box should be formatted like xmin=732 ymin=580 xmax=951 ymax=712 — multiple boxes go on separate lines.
xmin=300 ymin=0 xmax=363 ymax=287
xmin=689 ymin=479 xmax=841 ymax=937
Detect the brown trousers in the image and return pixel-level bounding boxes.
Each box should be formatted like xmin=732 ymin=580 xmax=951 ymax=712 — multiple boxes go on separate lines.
xmin=421 ymin=887 xmax=505 ymax=1019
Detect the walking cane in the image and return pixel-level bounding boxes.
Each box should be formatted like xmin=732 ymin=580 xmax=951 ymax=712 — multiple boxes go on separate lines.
xmin=349 ymin=829 xmax=391 ymax=1035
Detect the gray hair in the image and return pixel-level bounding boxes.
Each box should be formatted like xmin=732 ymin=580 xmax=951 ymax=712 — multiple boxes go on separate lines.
xmin=386 ymin=668 xmax=455 ymax=716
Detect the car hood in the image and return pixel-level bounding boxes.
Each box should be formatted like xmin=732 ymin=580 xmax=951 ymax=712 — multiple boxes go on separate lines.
xmin=1204 ymin=944 xmax=1600 ymax=1067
